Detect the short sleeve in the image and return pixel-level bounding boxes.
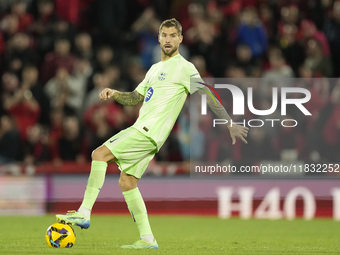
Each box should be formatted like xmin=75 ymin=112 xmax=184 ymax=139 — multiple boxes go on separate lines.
xmin=135 ymin=65 xmax=154 ymax=96
xmin=135 ymin=76 xmax=148 ymax=96
xmin=180 ymin=62 xmax=203 ymax=94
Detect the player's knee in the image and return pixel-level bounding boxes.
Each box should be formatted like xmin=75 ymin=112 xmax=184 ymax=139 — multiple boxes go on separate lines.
xmin=118 ymin=178 xmax=136 ymax=192
xmin=91 ymin=147 xmax=107 ymax=161
xmin=91 ymin=148 xmax=102 ymax=161
xmin=91 ymin=145 xmax=115 ymax=162
xmin=118 ymin=178 xmax=127 ymax=191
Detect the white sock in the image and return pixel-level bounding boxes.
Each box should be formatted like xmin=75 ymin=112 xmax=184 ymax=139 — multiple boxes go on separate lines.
xmin=78 ymin=206 xmax=91 ymax=219
xmin=141 ymin=235 xmax=155 ymax=243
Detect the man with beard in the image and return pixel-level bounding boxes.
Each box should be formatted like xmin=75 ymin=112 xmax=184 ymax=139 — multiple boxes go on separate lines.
xmin=56 ymin=18 xmax=248 ymax=249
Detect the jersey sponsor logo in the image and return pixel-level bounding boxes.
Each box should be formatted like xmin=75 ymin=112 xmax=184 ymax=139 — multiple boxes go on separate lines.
xmin=158 ymin=72 xmax=167 ymax=81
xmin=109 ymin=138 xmax=119 ymax=143
xmin=145 ymin=87 xmax=154 ymax=102
xmin=190 ymin=73 xmax=199 ymax=77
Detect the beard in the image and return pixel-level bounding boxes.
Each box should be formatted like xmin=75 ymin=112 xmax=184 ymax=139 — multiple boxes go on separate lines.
xmin=161 ymin=45 xmax=178 ymax=57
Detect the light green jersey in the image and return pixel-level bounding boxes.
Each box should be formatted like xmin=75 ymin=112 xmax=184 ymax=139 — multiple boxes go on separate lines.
xmin=133 ymin=54 xmax=201 ymax=150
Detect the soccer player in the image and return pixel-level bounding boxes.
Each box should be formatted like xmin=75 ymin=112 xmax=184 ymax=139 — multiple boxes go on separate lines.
xmin=56 ymin=18 xmax=249 ymax=249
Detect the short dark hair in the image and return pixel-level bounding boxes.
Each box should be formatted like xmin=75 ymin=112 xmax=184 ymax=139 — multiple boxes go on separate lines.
xmin=159 ymin=18 xmax=182 ymax=36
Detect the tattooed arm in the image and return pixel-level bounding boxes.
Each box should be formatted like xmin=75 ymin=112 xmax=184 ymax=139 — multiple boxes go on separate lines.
xmin=197 ymin=88 xmax=233 ymax=125
xmin=99 ymin=88 xmax=144 ymax=106
xmin=112 ymin=90 xmax=144 ymax=106
xmin=197 ymin=87 xmax=249 ymax=144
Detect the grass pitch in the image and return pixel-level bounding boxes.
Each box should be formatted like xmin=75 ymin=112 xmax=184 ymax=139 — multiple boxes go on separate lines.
xmin=0 ymin=215 xmax=339 ymax=254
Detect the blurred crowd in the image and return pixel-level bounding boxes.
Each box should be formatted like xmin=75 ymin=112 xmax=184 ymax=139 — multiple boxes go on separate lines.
xmin=0 ymin=0 xmax=339 ymax=166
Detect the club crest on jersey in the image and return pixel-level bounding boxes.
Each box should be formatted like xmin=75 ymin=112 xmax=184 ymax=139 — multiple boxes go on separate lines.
xmin=158 ymin=72 xmax=167 ymax=81
xmin=145 ymin=87 xmax=154 ymax=102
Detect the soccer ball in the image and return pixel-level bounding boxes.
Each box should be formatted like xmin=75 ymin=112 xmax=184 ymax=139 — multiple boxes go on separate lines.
xmin=45 ymin=222 xmax=76 ymax=248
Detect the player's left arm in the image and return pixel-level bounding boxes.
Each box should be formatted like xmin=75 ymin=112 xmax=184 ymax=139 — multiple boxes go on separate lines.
xmin=99 ymin=88 xmax=144 ymax=106
xmin=183 ymin=62 xmax=248 ymax=144
xmin=197 ymin=88 xmax=249 ymax=144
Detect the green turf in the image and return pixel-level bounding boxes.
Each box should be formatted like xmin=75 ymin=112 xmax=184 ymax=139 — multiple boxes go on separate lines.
xmin=0 ymin=215 xmax=339 ymax=254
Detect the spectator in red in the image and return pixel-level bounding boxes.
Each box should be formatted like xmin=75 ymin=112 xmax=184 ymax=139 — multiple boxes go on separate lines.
xmin=54 ymin=0 xmax=79 ymax=25
xmin=3 ymin=72 xmax=41 ymax=140
xmin=0 ymin=31 xmax=5 ymax=55
xmin=41 ymin=37 xmax=75 ymax=83
xmin=300 ymin=19 xmax=330 ymax=56
xmin=10 ymin=0 xmax=34 ymax=32
xmin=76 ymin=0 xmax=96 ymax=30
xmin=21 ymin=64 xmax=50 ymax=124
xmin=48 ymin=107 xmax=64 ymax=161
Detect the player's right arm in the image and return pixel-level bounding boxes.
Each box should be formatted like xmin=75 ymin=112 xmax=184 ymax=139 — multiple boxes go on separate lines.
xmin=99 ymin=88 xmax=144 ymax=106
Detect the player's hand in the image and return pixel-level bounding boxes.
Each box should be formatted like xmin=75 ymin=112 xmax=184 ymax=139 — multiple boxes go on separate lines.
xmin=99 ymin=88 xmax=115 ymax=100
xmin=228 ymin=124 xmax=249 ymax=145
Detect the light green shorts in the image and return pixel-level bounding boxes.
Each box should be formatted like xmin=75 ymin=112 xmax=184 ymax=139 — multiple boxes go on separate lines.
xmin=103 ymin=127 xmax=157 ymax=179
